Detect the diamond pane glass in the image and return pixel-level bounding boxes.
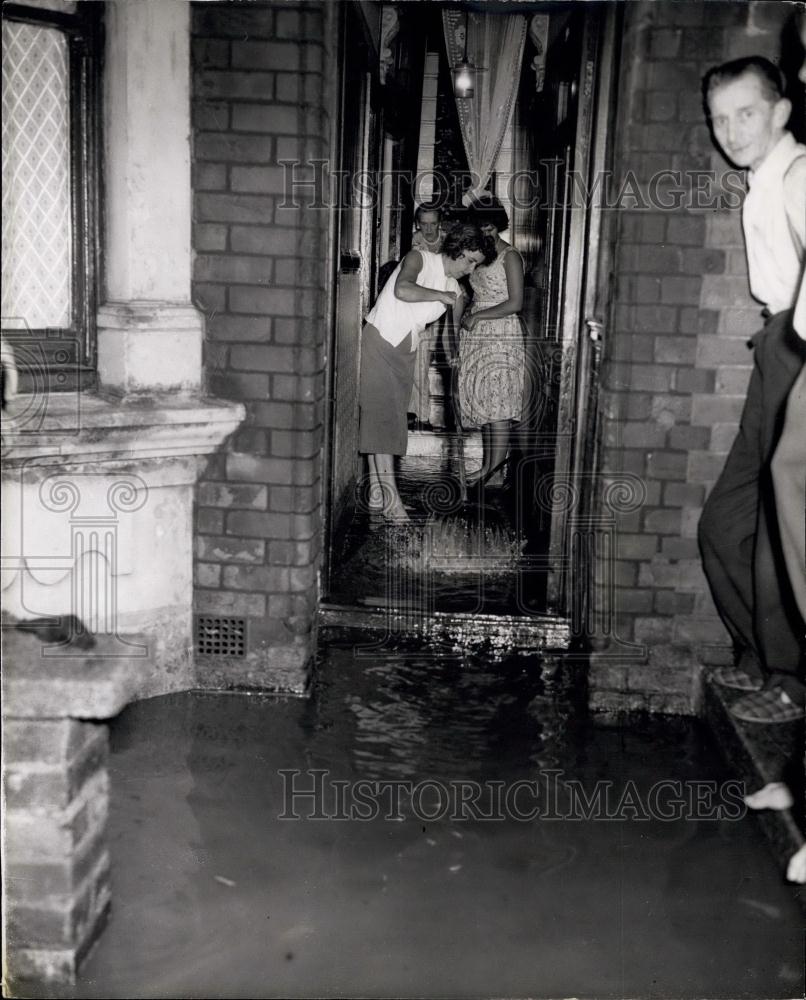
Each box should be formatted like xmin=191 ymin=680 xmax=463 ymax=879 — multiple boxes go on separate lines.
xmin=2 ymin=21 xmax=72 ymax=329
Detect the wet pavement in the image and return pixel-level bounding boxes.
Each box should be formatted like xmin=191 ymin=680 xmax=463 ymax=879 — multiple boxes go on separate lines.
xmin=61 ymin=631 xmax=805 ymax=999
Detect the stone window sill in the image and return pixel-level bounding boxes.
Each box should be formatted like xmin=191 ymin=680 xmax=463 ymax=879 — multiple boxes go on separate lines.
xmin=2 ymin=390 xmax=244 ymax=467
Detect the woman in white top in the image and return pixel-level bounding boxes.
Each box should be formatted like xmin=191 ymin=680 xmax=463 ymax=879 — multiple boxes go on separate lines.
xmin=359 ymin=223 xmax=491 ymax=522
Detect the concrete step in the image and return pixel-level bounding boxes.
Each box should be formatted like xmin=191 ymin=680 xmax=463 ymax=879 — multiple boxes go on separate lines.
xmin=704 ymin=677 xmax=804 ymax=877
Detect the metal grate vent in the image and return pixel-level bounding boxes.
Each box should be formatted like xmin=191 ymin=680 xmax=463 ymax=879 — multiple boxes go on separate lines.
xmin=196 ymin=616 xmax=246 ymax=657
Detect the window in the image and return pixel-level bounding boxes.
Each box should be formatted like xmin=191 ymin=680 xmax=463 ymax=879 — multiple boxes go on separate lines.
xmin=1 ymin=1 xmax=101 ymax=392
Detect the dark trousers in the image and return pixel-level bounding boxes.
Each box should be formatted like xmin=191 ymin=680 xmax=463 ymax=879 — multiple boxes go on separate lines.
xmin=698 ymin=311 xmax=805 ymax=700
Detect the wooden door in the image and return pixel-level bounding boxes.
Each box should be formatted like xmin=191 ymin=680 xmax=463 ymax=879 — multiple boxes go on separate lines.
xmin=512 ymin=4 xmax=620 ymax=617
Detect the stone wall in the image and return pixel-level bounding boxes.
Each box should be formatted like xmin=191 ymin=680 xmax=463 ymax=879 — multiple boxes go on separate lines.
xmin=590 ymin=1 xmax=796 ymax=714
xmin=190 ymin=1 xmax=333 ymax=691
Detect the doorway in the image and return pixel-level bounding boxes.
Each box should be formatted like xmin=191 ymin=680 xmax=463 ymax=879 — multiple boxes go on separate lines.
xmin=322 ymin=2 xmax=619 ymax=637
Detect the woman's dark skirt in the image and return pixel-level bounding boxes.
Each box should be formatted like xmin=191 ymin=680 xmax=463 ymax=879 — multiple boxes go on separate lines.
xmin=359 ymin=323 xmax=416 ymax=456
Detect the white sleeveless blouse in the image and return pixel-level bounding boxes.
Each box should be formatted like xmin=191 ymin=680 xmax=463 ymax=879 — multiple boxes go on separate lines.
xmin=366 ymin=250 xmax=460 ymax=349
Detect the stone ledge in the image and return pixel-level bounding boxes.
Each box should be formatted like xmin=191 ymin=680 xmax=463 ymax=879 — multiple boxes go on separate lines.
xmin=2 ymin=391 xmax=244 ymax=468
xmin=1 ymin=628 xmax=188 ymax=720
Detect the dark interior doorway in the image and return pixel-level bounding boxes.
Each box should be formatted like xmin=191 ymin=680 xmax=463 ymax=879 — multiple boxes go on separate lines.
xmin=323 ymin=3 xmax=619 ymax=635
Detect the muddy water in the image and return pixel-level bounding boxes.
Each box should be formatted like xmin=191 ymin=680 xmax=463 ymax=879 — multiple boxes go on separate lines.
xmin=69 ymin=632 xmax=804 ymax=1000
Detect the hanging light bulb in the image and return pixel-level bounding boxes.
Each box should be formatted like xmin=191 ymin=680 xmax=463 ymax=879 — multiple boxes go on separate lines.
xmin=454 ymin=59 xmax=475 ymax=98
xmin=453 ymin=11 xmax=475 ymax=98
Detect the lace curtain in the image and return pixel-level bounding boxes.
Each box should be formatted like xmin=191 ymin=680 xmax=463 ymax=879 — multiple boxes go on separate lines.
xmin=442 ymin=11 xmax=527 ymax=206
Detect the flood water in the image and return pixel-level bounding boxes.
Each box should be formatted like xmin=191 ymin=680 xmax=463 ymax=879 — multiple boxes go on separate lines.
xmin=328 ymin=452 xmax=552 ymax=614
xmin=63 ymin=630 xmax=806 ymax=999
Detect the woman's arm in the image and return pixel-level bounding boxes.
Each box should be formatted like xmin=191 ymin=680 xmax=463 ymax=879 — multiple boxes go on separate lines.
xmin=394 ymin=250 xmax=456 ymax=306
xmin=464 ymin=248 xmax=523 ymax=329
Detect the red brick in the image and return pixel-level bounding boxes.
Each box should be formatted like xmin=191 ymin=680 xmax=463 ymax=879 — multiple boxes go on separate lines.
xmin=668 ymin=425 xmax=711 ymax=450
xmin=270 ymin=428 xmax=322 ymax=459
xmin=643 ymin=508 xmax=682 ymax=534
xmin=633 ymin=306 xmax=677 ymax=334
xmin=646 ymin=451 xmax=687 ymax=480
xmin=651 ymin=394 xmax=692 ymax=423
xmin=195 ymin=255 xmax=273 ymax=285
xmin=661 ymin=536 xmax=701 ymax=559
xmin=198 ymin=482 xmax=268 ymax=510
xmin=193 ymin=282 xmax=227 ymax=314
xmin=654 ymin=336 xmax=696 ymax=365
xmin=695 ymin=335 xmax=752 ymax=367
xmin=194 ymin=133 xmax=274 ymax=165
xmin=196 ymin=191 xmax=275 ymax=223
xmin=222 ymin=566 xmax=290 ymax=598
xmin=192 ymin=38 xmax=230 ymax=69
xmin=193 ymin=100 xmax=230 ymax=131
xmin=645 ymin=90 xmax=677 ymax=121
xmin=194 ymin=223 xmax=228 ymax=252
xmin=679 ymin=249 xmax=726 ymax=276
xmin=672 ymin=368 xmax=715 ymax=393
xmin=193 ymin=163 xmax=227 ymax=192
xmin=276 ymin=74 xmax=300 ymax=103
xmin=197 ymin=507 xmax=225 ymax=535
xmin=660 ymin=276 xmax=701 ymax=306
xmin=196 ymin=535 xmax=265 ymax=564
xmin=225 ymin=453 xmax=294 ymax=484
xmin=654 ymin=591 xmax=696 ymax=615
xmin=628 ymin=364 xmax=676 ymax=392
xmin=233 ymin=103 xmax=299 ymax=134
xmin=230 ymin=287 xmax=295 ymax=316
xmin=195 ymin=589 xmax=266 ymax=617
xmin=231 ymin=165 xmax=288 ymax=194
xmin=689 ymin=450 xmax=729 ymax=483
xmin=195 ymin=70 xmax=275 ymax=101
xmin=193 ymin=6 xmax=275 ymax=39
xmin=232 ymin=41 xmax=301 ymax=72
xmin=230 ymin=225 xmax=297 ymax=255
xmin=691 ymin=395 xmax=745 ymax=425
xmin=620 ymin=422 xmax=667 ymax=448
xmin=701 ymin=276 xmax=754 ymax=309
xmin=230 ymin=344 xmax=296 ymax=372
xmin=195 ymin=562 xmax=221 ymax=588
xmin=206 ymin=315 xmax=272 ymax=343
xmin=666 ymin=215 xmax=706 ymax=246
xmin=715 ymin=367 xmax=751 ymax=395
xmin=617 ymin=533 xmax=659 ymax=560
xmin=210 ymin=371 xmax=270 ymax=401
xmin=225 ymin=510 xmax=297 ymax=540
xmin=663 ymin=482 xmax=706 ymax=507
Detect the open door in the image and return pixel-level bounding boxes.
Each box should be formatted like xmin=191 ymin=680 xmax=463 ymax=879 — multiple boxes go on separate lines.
xmin=513 ymin=3 xmax=620 ymax=619
xmin=325 ymin=6 xmax=379 ymax=562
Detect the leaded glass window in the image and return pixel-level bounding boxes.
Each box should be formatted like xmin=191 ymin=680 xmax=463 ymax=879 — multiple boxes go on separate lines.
xmin=2 ymin=20 xmax=72 ymax=329
xmin=1 ymin=3 xmax=101 ymax=388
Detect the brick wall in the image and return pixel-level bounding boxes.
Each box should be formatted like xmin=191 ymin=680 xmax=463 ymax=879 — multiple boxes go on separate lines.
xmin=591 ymin=1 xmax=793 ymax=714
xmin=3 ymin=718 xmax=110 ymax=985
xmin=190 ymin=1 xmax=332 ymax=691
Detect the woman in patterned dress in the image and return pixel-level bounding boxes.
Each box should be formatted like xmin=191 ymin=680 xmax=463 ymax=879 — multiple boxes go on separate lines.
xmin=457 ymin=198 xmax=525 ymax=487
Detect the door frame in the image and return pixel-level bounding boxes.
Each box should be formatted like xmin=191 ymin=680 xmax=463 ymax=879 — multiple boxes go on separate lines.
xmin=543 ymin=2 xmax=621 ymax=617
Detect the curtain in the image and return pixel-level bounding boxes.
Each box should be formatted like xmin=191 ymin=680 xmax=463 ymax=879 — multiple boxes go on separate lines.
xmin=442 ymin=10 xmax=527 ymax=206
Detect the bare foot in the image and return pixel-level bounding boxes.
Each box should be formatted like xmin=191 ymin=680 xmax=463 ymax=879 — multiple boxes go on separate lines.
xmin=744 ymin=782 xmax=794 ymax=811
xmin=787 ymin=844 xmax=806 ymax=883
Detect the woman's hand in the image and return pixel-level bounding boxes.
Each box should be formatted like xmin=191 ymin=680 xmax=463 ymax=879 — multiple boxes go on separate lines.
xmin=463 ymin=312 xmax=480 ymax=333
xmin=439 ymin=290 xmax=457 ymax=307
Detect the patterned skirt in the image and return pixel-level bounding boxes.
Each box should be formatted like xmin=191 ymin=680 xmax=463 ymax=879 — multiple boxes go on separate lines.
xmin=458 ymin=312 xmax=525 ymax=426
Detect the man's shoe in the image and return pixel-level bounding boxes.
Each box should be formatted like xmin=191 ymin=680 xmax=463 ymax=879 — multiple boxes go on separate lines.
xmin=729 ymin=687 xmax=805 ymax=724
xmin=710 ymin=666 xmax=764 ymax=692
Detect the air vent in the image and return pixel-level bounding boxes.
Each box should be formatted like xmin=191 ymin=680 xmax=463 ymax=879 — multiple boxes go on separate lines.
xmin=196 ymin=616 xmax=246 ymax=657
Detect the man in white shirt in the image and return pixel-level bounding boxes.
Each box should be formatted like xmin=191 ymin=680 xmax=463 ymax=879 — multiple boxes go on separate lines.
xmin=698 ymin=56 xmax=806 ymax=724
